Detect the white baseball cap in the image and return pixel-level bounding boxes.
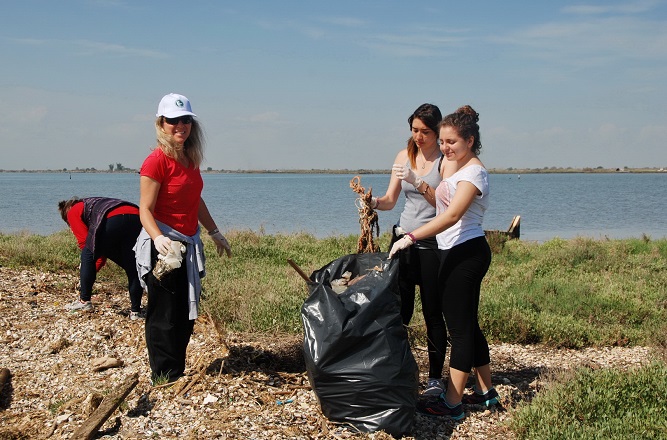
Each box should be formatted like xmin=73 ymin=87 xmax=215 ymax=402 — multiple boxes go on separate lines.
xmin=156 ymin=93 xmax=197 ymax=118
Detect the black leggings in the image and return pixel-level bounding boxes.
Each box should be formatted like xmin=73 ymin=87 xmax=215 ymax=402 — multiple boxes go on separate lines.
xmin=79 ymin=214 xmax=143 ymax=312
xmin=438 ymin=236 xmax=492 ymax=372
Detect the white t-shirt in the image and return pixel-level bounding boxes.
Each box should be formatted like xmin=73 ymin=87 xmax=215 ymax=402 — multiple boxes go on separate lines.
xmin=435 ymin=164 xmax=489 ymax=250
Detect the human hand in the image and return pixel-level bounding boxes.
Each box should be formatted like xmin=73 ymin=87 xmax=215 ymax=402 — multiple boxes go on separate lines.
xmin=209 ymin=230 xmax=232 ymax=258
xmin=388 ymin=234 xmax=415 ymax=259
xmin=392 ymin=163 xmax=419 ymax=186
xmin=154 ymin=234 xmax=172 ymax=256
xmin=369 ymin=197 xmax=378 ymax=209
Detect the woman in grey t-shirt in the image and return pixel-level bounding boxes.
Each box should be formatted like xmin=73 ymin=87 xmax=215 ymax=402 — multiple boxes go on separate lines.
xmin=370 ymin=103 xmax=448 ymax=397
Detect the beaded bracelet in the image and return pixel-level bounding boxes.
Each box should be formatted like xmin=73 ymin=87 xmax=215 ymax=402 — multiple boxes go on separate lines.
xmin=419 ymin=183 xmax=429 ymax=196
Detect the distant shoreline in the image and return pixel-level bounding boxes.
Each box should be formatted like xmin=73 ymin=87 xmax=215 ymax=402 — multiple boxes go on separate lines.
xmin=1 ymin=167 xmax=665 ymax=174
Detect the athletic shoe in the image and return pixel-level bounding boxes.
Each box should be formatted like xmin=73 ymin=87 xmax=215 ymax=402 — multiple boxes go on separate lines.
xmin=65 ymin=299 xmax=93 ymax=312
xmin=130 ymin=311 xmax=145 ymax=321
xmin=423 ymin=378 xmax=445 ymax=396
xmin=462 ymin=387 xmax=499 ymax=407
xmin=417 ymin=396 xmax=465 ymax=420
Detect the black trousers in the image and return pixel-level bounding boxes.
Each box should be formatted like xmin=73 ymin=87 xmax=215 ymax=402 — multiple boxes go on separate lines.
xmin=144 ymin=246 xmax=194 ymax=383
xmin=80 ymin=214 xmax=143 ymax=312
xmin=392 ymin=227 xmax=445 ymax=379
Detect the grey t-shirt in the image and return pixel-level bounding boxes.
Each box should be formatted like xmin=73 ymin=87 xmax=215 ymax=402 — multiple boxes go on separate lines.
xmin=397 ymin=156 xmax=443 ymax=249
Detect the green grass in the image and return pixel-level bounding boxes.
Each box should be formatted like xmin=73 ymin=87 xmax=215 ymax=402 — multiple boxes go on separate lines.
xmin=2 ymin=230 xmax=665 ymax=347
xmin=201 ymin=229 xmax=392 ymax=333
xmin=510 ymin=362 xmax=667 ymax=439
xmin=481 ymin=237 xmax=667 ymax=348
xmin=2 ymin=230 xmax=666 ymax=438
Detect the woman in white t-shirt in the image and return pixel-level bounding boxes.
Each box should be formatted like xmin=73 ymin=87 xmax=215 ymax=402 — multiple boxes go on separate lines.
xmin=389 ymin=105 xmax=497 ymax=420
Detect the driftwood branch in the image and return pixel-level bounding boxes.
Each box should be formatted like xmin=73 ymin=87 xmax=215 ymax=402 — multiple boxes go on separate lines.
xmin=71 ymin=372 xmax=139 ymax=440
xmin=0 ymin=368 xmax=10 ymax=391
xmin=177 ymin=362 xmax=208 ymax=397
xmin=287 ymin=259 xmax=312 ymax=284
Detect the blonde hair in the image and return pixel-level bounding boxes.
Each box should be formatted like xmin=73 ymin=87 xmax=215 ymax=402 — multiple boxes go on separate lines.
xmin=154 ymin=117 xmax=205 ymax=168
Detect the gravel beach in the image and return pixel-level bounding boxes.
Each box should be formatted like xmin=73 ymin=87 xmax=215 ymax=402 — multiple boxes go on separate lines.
xmin=0 ymin=266 xmax=656 ymax=439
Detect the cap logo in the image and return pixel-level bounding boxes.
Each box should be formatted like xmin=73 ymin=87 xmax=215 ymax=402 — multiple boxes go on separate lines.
xmin=175 ymin=99 xmax=184 ymax=108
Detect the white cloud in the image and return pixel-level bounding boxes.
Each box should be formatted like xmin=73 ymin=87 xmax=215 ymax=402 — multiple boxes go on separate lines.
xmin=639 ymin=124 xmax=667 ymax=140
xmin=72 ymin=40 xmax=168 ymax=58
xmin=1 ymin=106 xmax=48 ymax=124
xmin=492 ymin=16 xmax=667 ymax=67
xmin=10 ymin=37 xmax=168 ymax=59
xmin=233 ymin=111 xmax=288 ymax=124
xmin=563 ymin=0 xmax=661 ymax=15
xmin=318 ymin=16 xmax=367 ymax=28
xmin=593 ymin=123 xmax=626 ymax=138
xmin=361 ymin=32 xmax=466 ymax=57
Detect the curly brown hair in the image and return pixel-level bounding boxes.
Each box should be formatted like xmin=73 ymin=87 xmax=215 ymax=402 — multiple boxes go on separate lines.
xmin=440 ymin=105 xmax=482 ymax=155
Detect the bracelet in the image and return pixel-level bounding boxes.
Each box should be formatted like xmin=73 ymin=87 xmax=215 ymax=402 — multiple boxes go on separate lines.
xmin=419 ymin=183 xmax=429 ymax=196
xmin=406 ymin=232 xmax=417 ymax=243
xmin=208 ymin=228 xmax=219 ymax=236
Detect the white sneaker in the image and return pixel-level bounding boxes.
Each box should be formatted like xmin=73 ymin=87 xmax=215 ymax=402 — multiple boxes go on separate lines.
xmin=65 ymin=299 xmax=93 ymax=312
xmin=130 ymin=311 xmax=145 ymax=321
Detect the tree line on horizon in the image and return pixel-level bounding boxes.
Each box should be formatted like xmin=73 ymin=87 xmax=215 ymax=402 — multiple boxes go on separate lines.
xmin=1 ymin=165 xmax=666 ymax=174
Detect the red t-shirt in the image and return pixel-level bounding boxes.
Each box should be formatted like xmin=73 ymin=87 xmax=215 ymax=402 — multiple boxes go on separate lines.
xmin=140 ymin=148 xmax=203 ymax=236
xmin=67 ymin=202 xmax=139 ymax=271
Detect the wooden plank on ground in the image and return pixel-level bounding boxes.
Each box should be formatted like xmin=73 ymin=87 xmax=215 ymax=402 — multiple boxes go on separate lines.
xmin=71 ymin=372 xmax=139 ymax=440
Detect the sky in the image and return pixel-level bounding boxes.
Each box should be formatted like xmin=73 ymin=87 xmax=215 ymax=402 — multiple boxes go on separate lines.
xmin=1 ymin=0 xmax=666 ymax=171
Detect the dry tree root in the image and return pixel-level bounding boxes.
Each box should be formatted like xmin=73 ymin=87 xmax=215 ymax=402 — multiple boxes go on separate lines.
xmin=350 ymin=176 xmax=380 ymax=253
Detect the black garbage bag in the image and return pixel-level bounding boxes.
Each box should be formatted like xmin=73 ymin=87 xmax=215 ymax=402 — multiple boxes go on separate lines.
xmin=301 ymin=252 xmax=419 ymax=437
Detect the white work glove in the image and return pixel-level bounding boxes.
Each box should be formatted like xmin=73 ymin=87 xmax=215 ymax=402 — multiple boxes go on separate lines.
xmin=154 ymin=234 xmax=172 ymax=256
xmin=392 ymin=163 xmax=421 ymax=188
xmin=388 ymin=234 xmax=415 ymax=259
xmin=369 ymin=197 xmax=378 ymax=209
xmin=209 ymin=229 xmax=232 ymax=258
xmin=157 ymin=241 xmax=186 ymax=269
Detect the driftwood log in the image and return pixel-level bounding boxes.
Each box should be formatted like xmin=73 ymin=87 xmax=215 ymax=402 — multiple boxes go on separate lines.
xmin=484 ymin=215 xmax=521 ymax=253
xmin=71 ymin=372 xmax=139 ymax=440
xmin=0 ymin=368 xmax=10 ymax=391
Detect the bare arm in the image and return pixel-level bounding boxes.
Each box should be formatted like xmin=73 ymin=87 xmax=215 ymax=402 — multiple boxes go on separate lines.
xmin=199 ymin=197 xmax=231 ymax=257
xmin=197 ymin=198 xmax=218 ymax=233
xmin=374 ymin=149 xmax=407 ymax=211
xmin=139 ymin=176 xmax=164 ymax=240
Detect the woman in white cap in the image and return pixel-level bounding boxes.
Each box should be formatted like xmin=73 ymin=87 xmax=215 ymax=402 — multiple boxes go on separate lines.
xmin=135 ymin=93 xmax=231 ymax=384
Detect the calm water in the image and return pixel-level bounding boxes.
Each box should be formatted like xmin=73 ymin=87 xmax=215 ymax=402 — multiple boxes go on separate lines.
xmin=1 ymin=172 xmax=666 ymax=242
